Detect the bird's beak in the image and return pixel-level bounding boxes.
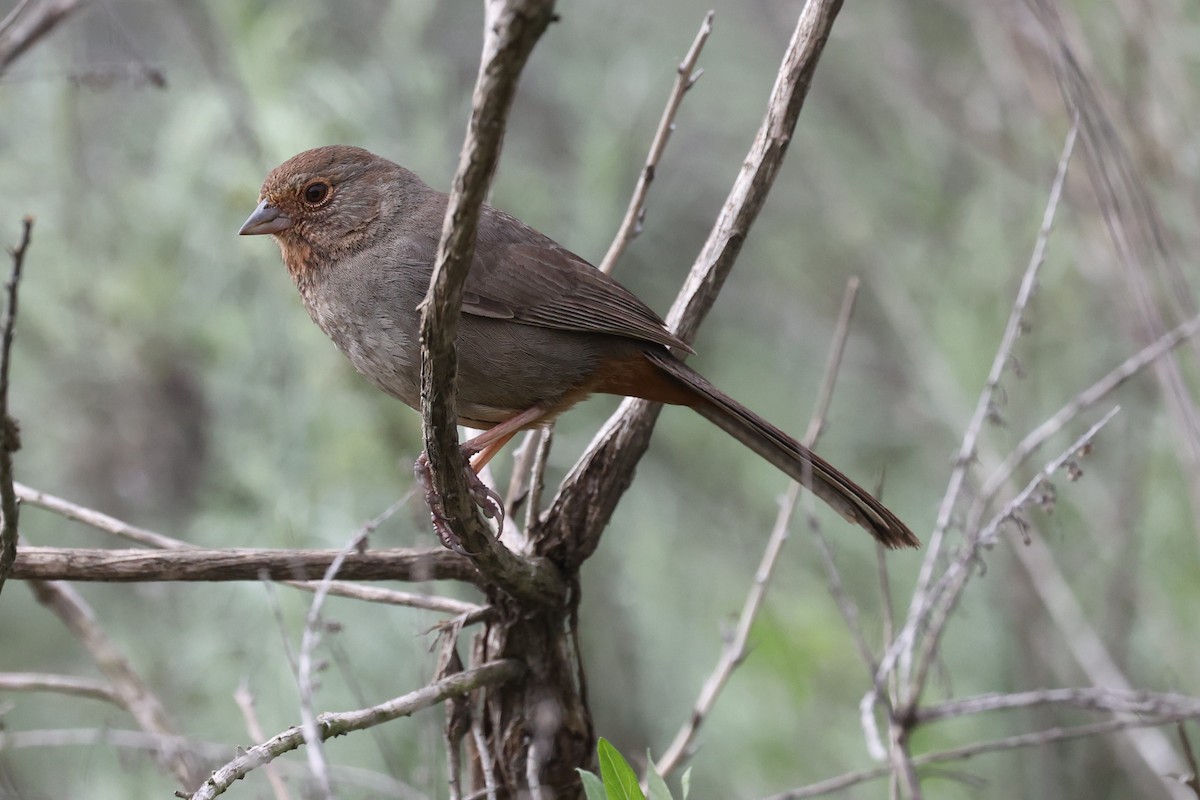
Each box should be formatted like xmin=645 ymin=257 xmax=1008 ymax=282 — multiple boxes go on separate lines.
xmin=239 ymin=200 xmax=292 ymax=236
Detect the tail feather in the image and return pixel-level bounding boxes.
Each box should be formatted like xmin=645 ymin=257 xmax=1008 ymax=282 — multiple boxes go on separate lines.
xmin=645 ymin=350 xmax=919 ymax=549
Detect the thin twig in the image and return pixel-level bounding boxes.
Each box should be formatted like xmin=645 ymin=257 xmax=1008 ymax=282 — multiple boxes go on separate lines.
xmin=28 ymin=580 xmax=205 ymax=788
xmin=14 ymin=483 xmax=486 ymax=613
xmin=888 ymin=726 xmax=922 ymax=800
xmin=908 ymin=407 xmax=1120 ymax=710
xmin=655 ymin=277 xmax=860 ymax=778
xmin=16 ymin=481 xmax=185 ymax=549
xmin=0 ymin=0 xmax=87 ymax=75
xmin=233 ymin=681 xmax=292 ymax=800
xmin=863 ymin=407 xmax=1120 ymax=758
xmin=972 ymin=310 xmax=1200 ymax=523
xmin=0 ymin=216 xmax=31 ymax=596
xmin=916 ymin=687 xmax=1200 ymax=724
xmin=523 ymin=426 xmax=554 ymax=534
xmin=801 ymin=279 xmax=876 ymax=676
xmin=472 ymin=717 xmax=499 ymax=800
xmin=187 ymin=660 xmax=524 ymax=800
xmin=0 ymin=671 xmax=118 ymax=705
xmin=768 ymin=713 xmax=1200 ymax=799
xmin=598 ymin=10 xmax=714 ymax=275
xmin=295 ymin=493 xmax=415 ymax=798
xmin=902 ymin=119 xmax=1078 ymax=691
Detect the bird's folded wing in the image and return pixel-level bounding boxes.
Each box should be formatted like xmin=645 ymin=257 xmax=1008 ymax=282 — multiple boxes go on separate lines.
xmin=461 ymin=242 xmax=693 ymax=353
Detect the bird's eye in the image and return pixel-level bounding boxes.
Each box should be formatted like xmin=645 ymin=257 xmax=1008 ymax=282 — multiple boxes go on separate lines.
xmin=302 ymin=181 xmax=331 ymax=206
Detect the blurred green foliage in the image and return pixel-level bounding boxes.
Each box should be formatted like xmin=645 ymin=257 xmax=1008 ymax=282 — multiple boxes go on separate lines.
xmin=2 ymin=0 xmax=1199 ymax=798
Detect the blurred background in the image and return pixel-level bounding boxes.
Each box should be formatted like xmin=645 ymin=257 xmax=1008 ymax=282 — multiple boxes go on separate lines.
xmin=1 ymin=0 xmax=1199 ymax=797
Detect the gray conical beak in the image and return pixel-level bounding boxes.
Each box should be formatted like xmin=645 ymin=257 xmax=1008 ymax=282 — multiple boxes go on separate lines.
xmin=239 ymin=200 xmax=292 ymax=236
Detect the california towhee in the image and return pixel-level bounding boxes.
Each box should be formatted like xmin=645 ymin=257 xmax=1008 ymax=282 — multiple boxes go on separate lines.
xmin=240 ymin=145 xmax=918 ymax=550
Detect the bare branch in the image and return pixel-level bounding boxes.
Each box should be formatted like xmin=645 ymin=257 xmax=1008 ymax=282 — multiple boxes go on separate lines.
xmin=417 ymin=0 xmax=563 ymax=605
xmin=233 ymin=681 xmax=292 ymax=800
xmin=0 ymin=216 xmax=31 ymax=595
xmin=0 ymin=671 xmax=118 ymax=705
xmin=902 ymin=118 xmax=1078 ymax=690
xmin=598 ymin=10 xmax=714 ymax=275
xmin=655 ymin=277 xmax=860 ymax=778
xmin=540 ymin=0 xmax=848 ymax=567
xmin=769 ymin=713 xmax=1200 ymax=800
xmin=0 ymin=0 xmax=87 ymax=75
xmin=863 ymin=407 xmax=1120 ymax=758
xmin=973 ymin=310 xmax=1200 ymax=520
xmin=802 ymin=279 xmax=877 ymax=675
xmin=29 ymin=580 xmax=205 ymax=788
xmin=295 ymin=494 xmax=416 ymax=798
xmin=16 ymin=483 xmax=486 ymax=614
xmin=12 ymin=545 xmax=480 ymax=584
xmin=908 ymin=407 xmax=1120 ymax=706
xmin=16 ymin=481 xmax=184 ymax=549
xmin=917 ymin=688 xmax=1200 ymax=724
xmin=187 ymin=660 xmax=524 ymax=800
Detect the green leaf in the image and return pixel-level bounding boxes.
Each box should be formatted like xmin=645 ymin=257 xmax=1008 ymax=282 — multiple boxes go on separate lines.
xmin=681 ymin=767 xmax=691 ymax=800
xmin=578 ymin=768 xmax=608 ymax=800
xmin=645 ymin=750 xmax=674 ymax=800
xmin=597 ymin=737 xmax=645 ymax=800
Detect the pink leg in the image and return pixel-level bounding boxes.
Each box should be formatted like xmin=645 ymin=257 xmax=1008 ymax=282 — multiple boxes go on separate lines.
xmin=417 ymin=404 xmax=551 ymax=552
xmin=464 ymin=404 xmax=552 ymax=472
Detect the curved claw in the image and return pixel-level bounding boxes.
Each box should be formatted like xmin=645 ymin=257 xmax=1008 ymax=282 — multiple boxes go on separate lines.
xmin=414 ymin=449 xmax=505 ymax=553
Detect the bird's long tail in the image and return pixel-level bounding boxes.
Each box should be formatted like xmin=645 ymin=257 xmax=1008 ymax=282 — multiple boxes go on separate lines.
xmin=644 ymin=349 xmax=919 ymax=549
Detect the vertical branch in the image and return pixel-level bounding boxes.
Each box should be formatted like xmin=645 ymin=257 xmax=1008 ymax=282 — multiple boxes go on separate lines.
xmin=417 ymin=0 xmax=563 ymax=603
xmin=899 ymin=120 xmax=1077 ymax=691
xmin=0 ymin=216 xmax=31 ymax=596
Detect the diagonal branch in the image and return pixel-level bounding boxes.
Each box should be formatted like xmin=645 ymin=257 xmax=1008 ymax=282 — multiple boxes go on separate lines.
xmin=0 ymin=0 xmax=88 ymax=76
xmin=598 ymin=10 xmax=714 ymax=275
xmin=972 ymin=310 xmax=1200 ymax=522
xmin=29 ymin=580 xmax=206 ymax=788
xmin=901 ymin=118 xmax=1078 ymax=691
xmin=187 ymin=660 xmax=525 ymax=800
xmin=654 ymin=276 xmax=861 ymax=778
xmin=538 ymin=0 xmax=848 ymax=568
xmin=863 ymin=407 xmax=1120 ymax=760
xmin=417 ymin=0 xmax=564 ymax=605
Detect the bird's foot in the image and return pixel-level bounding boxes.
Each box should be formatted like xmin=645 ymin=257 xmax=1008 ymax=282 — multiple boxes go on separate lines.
xmin=414 ymin=448 xmax=505 ymax=554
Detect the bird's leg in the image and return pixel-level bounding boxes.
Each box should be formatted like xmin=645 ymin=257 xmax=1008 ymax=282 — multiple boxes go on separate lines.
xmin=416 ymin=404 xmax=550 ymax=552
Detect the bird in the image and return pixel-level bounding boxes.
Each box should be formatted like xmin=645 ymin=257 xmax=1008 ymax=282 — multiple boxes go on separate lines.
xmin=240 ymin=145 xmax=918 ymax=550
